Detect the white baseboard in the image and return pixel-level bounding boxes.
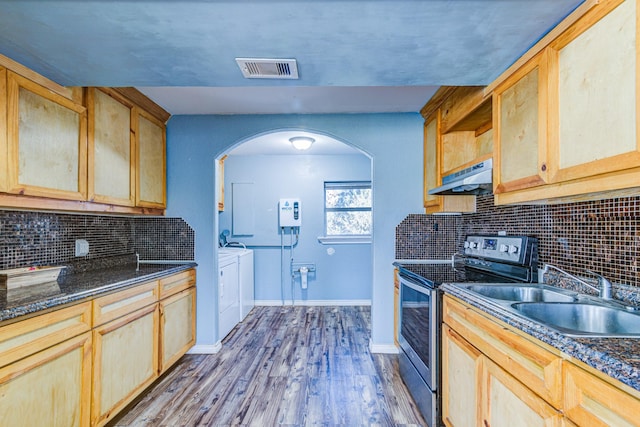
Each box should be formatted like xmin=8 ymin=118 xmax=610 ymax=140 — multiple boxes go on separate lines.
xmin=255 ymin=299 xmax=372 ymax=306
xmin=369 ymin=340 xmax=399 ymax=354
xmin=187 ymin=342 xmax=222 ymax=354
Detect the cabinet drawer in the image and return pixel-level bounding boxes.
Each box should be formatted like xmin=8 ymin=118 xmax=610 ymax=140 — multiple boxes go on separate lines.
xmin=443 ymin=295 xmax=563 ymax=408
xmin=93 ymin=281 xmax=158 ymax=327
xmin=0 ymin=301 xmax=92 ymax=368
xmin=564 ymin=362 xmax=640 ymax=427
xmin=159 ymin=269 xmax=195 ymax=299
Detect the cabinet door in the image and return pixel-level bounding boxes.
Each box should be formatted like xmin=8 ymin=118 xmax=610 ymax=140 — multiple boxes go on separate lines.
xmin=0 ymin=331 xmax=92 ymax=427
xmin=135 ymin=108 xmax=166 ymax=208
xmin=493 ymin=51 xmax=549 ymax=193
xmin=88 ymin=88 xmax=135 ymax=206
xmin=92 ymin=304 xmax=159 ymax=427
xmin=159 ymin=287 xmax=196 ymax=372
xmin=0 ymin=66 xmax=7 ymax=192
xmin=218 ymin=155 xmax=227 ymax=211
xmin=482 ymin=358 xmax=563 ymax=427
xmin=424 ymin=113 xmax=441 ymax=210
xmin=6 ymin=71 xmax=87 ymax=200
xmin=547 ymin=0 xmax=640 ymax=183
xmin=442 ymin=325 xmax=482 ymax=427
xmin=564 ymin=362 xmax=640 ymax=427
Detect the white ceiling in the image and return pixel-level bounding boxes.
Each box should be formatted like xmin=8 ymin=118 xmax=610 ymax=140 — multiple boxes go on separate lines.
xmin=0 ymin=0 xmax=584 ymax=115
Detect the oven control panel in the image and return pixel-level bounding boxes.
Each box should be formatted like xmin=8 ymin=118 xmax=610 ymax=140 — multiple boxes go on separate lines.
xmin=463 ymin=235 xmax=536 ymax=264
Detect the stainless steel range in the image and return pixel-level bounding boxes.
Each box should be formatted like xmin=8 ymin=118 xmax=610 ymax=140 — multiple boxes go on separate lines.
xmin=393 ymin=234 xmax=538 ymax=427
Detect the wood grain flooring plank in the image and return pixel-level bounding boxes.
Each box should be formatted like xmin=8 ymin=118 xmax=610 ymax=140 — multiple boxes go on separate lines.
xmin=110 ymin=306 xmax=427 ymax=427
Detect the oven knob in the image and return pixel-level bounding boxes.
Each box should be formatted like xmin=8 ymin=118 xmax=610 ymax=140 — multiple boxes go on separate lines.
xmin=508 ymin=245 xmax=519 ymax=254
xmin=499 ymin=244 xmax=509 ymax=253
xmin=464 ymin=241 xmax=470 ymax=249
xmin=469 ymin=242 xmax=478 ymax=249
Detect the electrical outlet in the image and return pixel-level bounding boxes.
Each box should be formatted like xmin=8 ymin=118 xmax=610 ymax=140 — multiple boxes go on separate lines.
xmin=75 ymin=239 xmax=89 ymax=257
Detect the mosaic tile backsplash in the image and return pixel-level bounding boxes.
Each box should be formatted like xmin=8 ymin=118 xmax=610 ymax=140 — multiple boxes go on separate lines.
xmin=0 ymin=210 xmax=194 ymax=271
xmin=396 ymin=195 xmax=640 ymax=288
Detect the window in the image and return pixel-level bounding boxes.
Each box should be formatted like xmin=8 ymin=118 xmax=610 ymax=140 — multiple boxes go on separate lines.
xmin=324 ymin=181 xmax=372 ymax=237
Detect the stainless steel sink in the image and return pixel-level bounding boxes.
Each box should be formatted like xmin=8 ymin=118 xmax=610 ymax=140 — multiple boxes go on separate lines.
xmin=511 ymin=302 xmax=640 ymax=337
xmin=456 ymin=283 xmax=640 ymax=338
xmin=464 ymin=284 xmax=577 ymax=303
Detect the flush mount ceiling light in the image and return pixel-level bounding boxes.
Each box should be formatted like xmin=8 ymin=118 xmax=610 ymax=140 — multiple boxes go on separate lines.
xmin=290 ymin=136 xmax=315 ymax=150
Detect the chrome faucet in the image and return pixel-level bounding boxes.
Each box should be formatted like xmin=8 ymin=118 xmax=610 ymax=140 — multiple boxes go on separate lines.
xmin=587 ymin=270 xmax=613 ymax=300
xmin=542 ymin=264 xmax=613 ymax=299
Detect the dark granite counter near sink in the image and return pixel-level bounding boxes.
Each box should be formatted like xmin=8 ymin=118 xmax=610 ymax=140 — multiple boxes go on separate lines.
xmin=442 ymin=283 xmax=640 ymax=394
xmin=0 ymin=262 xmax=197 ymax=323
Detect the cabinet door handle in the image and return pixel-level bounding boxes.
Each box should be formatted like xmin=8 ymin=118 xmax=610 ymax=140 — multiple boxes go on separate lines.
xmin=484 ymin=420 xmax=490 ymax=427
xmin=541 ymin=163 xmax=547 ymax=172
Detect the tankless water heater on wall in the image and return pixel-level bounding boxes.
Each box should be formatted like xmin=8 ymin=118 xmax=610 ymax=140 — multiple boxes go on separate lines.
xmin=279 ymin=198 xmax=301 ymax=227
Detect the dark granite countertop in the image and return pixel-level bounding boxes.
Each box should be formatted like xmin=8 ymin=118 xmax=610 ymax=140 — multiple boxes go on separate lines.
xmin=441 ymin=283 xmax=640 ymax=394
xmin=0 ymin=262 xmax=197 ymax=323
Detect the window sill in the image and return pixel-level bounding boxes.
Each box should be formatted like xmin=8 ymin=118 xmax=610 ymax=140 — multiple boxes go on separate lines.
xmin=317 ymin=236 xmax=372 ymax=245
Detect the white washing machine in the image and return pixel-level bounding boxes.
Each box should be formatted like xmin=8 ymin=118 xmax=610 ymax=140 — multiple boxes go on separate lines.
xmin=218 ymin=247 xmax=255 ymax=321
xmin=218 ymin=251 xmax=239 ymax=339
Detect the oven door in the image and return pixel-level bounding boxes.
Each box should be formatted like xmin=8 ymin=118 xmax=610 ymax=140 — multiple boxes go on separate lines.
xmin=398 ymin=276 xmax=439 ymax=391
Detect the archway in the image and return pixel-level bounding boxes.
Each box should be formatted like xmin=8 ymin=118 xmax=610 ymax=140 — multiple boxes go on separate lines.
xmin=214 ymin=129 xmax=373 ymax=337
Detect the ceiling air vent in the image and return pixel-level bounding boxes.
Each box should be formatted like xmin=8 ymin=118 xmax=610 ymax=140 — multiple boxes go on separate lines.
xmin=235 ymin=58 xmax=299 ymax=79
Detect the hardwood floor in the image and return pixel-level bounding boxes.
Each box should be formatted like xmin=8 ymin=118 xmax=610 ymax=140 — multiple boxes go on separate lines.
xmin=111 ymin=306 xmax=427 ymax=427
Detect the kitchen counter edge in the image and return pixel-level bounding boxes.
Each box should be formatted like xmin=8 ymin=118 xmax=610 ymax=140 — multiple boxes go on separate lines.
xmin=0 ymin=262 xmax=197 ymax=324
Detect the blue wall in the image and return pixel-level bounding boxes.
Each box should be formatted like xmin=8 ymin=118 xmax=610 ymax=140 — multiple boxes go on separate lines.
xmin=219 ymin=154 xmax=372 ymax=304
xmin=165 ymin=114 xmax=424 ymax=350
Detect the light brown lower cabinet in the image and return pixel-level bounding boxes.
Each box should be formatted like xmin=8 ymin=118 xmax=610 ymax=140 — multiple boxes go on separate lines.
xmin=0 ymin=269 xmax=196 ymax=427
xmin=160 ymin=287 xmax=196 ymax=372
xmin=0 ymin=331 xmax=92 ymax=427
xmin=442 ymin=325 xmax=482 ymax=427
xmin=91 ymin=304 xmax=160 ymax=427
xmin=442 ymin=295 xmax=640 ymax=427
xmin=442 ymin=325 xmax=563 ymax=427
xmin=564 ymin=362 xmax=640 ymax=427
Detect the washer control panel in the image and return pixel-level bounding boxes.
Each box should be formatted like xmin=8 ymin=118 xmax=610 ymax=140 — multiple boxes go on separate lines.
xmin=463 ymin=235 xmax=535 ymax=264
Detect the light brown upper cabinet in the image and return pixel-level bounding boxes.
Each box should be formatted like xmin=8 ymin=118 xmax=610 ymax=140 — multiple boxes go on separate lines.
xmin=135 ymin=108 xmax=166 ymax=209
xmin=493 ymin=51 xmax=549 ymax=194
xmin=88 ymin=88 xmax=135 ymax=206
xmin=0 ymin=53 xmax=169 ymax=214
xmin=0 ymin=67 xmax=6 ymax=193
xmin=438 ymin=86 xmax=493 ymax=176
xmin=6 ymin=71 xmax=87 ymax=201
xmin=492 ymin=0 xmax=640 ymax=204
xmin=421 ymin=86 xmax=492 ymax=214
xmin=423 ymin=110 xmax=475 ymax=214
xmin=217 ymin=155 xmax=227 ymax=212
xmin=547 ymin=0 xmax=640 ymax=183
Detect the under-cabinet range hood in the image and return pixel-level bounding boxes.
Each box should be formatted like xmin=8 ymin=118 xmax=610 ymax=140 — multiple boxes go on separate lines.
xmin=428 ymin=158 xmax=493 ymax=196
